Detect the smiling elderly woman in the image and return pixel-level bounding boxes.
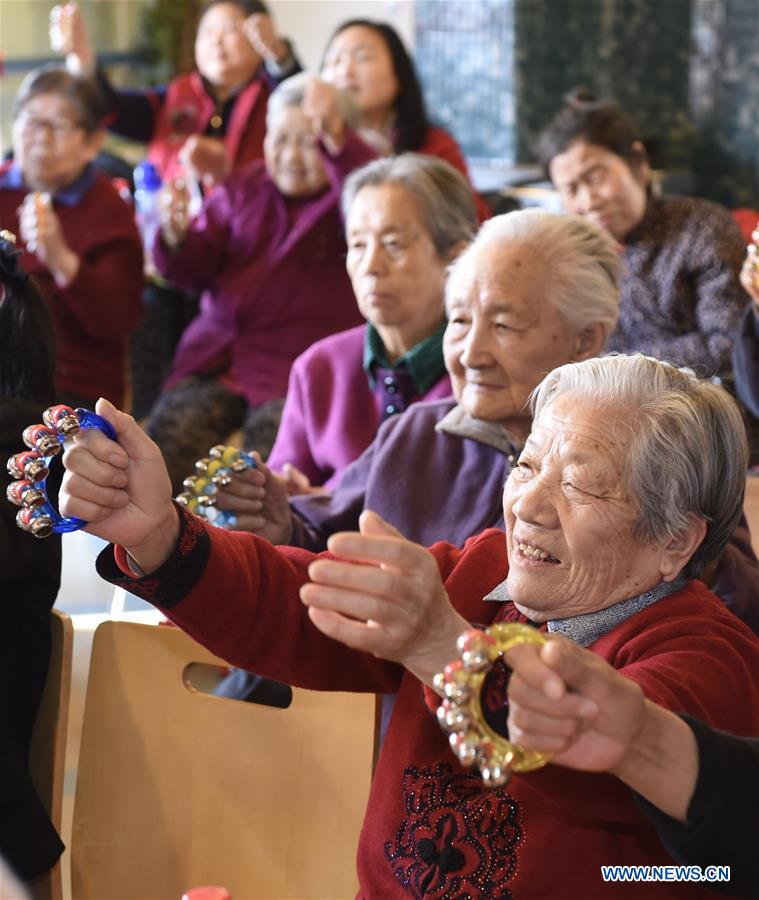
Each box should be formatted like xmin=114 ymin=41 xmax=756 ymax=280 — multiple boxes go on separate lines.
xmin=217 ymin=209 xmax=759 ymax=632
xmin=60 ymin=353 xmax=759 ymax=898
xmin=141 ymin=72 xmax=375 ymax=491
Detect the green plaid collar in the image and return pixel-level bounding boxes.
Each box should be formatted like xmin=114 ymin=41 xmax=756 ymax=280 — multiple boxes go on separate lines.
xmin=362 ymin=321 xmax=447 ymax=392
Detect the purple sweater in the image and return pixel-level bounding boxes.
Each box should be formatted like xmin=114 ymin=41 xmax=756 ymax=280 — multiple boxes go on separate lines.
xmin=609 ymin=194 xmax=746 ymax=379
xmin=266 ymin=325 xmax=452 ymax=488
xmin=152 ymin=133 xmax=374 ymax=406
xmin=290 ymin=398 xmax=759 ymax=635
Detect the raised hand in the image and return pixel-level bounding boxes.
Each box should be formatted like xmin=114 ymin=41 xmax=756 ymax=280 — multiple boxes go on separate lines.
xmin=504 ymin=635 xmax=648 ymax=772
xmin=178 ymin=135 xmax=231 ymax=189
xmin=301 ymin=511 xmax=469 ymax=684
xmin=214 ymin=454 xmax=294 ymax=543
xmin=505 ymin=635 xmax=700 ymax=822
xmin=18 ymin=193 xmax=80 ymax=287
xmin=59 ymin=398 xmax=178 ymax=572
xmin=49 ymin=2 xmax=95 ymax=75
xmin=302 ymin=76 xmax=346 ymax=152
xmin=242 ymin=12 xmax=288 ymax=65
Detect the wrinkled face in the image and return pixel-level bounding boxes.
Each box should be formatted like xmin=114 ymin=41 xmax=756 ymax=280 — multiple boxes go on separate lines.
xmin=549 ymin=140 xmax=649 ymax=242
xmin=195 ymin=3 xmax=262 ymax=90
xmin=322 ymin=26 xmax=399 ymax=121
xmin=346 ymin=183 xmax=447 ymax=337
xmin=503 ymin=393 xmax=667 ymax=621
xmin=263 ymin=106 xmax=328 ymax=197
xmin=444 ymin=243 xmax=582 ymax=439
xmin=13 ymin=93 xmax=102 ymax=193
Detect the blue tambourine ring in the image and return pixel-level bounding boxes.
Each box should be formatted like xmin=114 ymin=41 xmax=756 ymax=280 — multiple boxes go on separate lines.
xmin=6 ymin=405 xmax=117 ymax=538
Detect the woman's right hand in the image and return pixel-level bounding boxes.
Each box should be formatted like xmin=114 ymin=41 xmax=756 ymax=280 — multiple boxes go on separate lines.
xmin=214 ymin=455 xmax=294 ymax=544
xmin=158 ymin=181 xmax=193 ymax=250
xmin=302 ymin=77 xmax=347 ymax=153
xmin=60 ymin=398 xmax=179 ymax=572
xmin=49 ymin=2 xmax=95 ymax=76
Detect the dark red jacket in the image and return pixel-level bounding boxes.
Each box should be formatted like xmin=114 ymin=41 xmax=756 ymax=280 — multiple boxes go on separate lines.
xmin=0 ymin=163 xmax=143 ymax=407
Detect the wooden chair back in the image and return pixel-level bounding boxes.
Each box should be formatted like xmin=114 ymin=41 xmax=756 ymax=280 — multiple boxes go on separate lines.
xmin=29 ymin=608 xmax=74 ymax=900
xmin=71 ymin=621 xmax=375 ymax=900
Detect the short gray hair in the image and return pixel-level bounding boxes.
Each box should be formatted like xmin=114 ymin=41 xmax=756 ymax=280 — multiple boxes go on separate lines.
xmin=446 ymin=209 xmax=620 ymax=343
xmin=341 ymin=153 xmax=478 ymax=259
xmin=531 ymin=353 xmax=748 ymax=579
xmin=266 ymin=72 xmax=358 ymax=130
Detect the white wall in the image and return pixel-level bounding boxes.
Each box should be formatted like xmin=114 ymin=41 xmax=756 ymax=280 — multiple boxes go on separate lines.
xmin=268 ymin=0 xmax=415 ymax=72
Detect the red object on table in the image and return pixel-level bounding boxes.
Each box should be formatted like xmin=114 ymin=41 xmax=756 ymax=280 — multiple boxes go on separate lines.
xmin=181 ymin=887 xmax=231 ymax=900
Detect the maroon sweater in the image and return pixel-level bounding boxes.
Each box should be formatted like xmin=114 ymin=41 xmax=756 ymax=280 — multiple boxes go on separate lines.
xmin=0 ymin=164 xmax=143 ymax=407
xmin=97 ymin=513 xmax=759 ymax=898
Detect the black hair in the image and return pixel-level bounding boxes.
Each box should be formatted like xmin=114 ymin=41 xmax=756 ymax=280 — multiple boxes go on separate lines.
xmin=535 ymin=87 xmax=649 ymax=179
xmin=325 ymin=19 xmax=429 ymax=153
xmin=13 ymin=64 xmax=106 ymax=135
xmin=201 ymin=0 xmax=269 ymax=18
xmin=0 ymin=238 xmax=56 ymax=403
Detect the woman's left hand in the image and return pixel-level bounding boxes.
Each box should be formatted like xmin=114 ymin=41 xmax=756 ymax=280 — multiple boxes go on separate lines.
xmin=301 ymin=511 xmax=469 ymax=684
xmin=18 ymin=192 xmax=80 ymax=286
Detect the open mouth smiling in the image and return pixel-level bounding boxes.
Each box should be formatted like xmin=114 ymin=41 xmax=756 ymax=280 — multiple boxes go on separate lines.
xmin=513 ymin=539 xmax=561 ymax=564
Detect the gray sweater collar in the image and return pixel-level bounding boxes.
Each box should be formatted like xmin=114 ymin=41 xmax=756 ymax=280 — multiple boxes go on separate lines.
xmin=435 ymin=404 xmax=521 ymax=459
xmin=483 ymin=574 xmax=689 ymax=648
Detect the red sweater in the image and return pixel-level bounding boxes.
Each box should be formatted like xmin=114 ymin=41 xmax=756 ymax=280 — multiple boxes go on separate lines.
xmin=98 ymin=517 xmax=759 ymax=898
xmin=418 ymin=126 xmax=490 ymax=222
xmin=0 ymin=165 xmax=143 ymax=407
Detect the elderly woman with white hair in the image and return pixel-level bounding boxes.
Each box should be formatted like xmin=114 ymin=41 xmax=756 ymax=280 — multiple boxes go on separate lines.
xmin=59 ymin=352 xmax=759 ymax=898
xmin=142 ymin=72 xmax=375 ymax=491
xmin=216 ymin=209 xmax=759 ymax=631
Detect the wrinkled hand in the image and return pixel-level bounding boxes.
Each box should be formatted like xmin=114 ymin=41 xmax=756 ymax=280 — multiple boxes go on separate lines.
xmin=280 ymin=463 xmax=327 ymax=497
xmin=49 ymin=2 xmax=94 ymax=75
xmin=505 ymin=635 xmax=648 ymax=773
xmin=302 ymin=77 xmax=346 ymax=151
xmin=215 ymin=455 xmax=293 ymax=543
xmin=18 ymin=193 xmax=80 ymax=286
xmin=179 ymin=135 xmax=230 ymax=189
xmin=301 ymin=511 xmax=469 ymax=684
xmin=242 ymin=13 xmax=287 ymax=64
xmin=60 ymin=398 xmax=178 ymax=571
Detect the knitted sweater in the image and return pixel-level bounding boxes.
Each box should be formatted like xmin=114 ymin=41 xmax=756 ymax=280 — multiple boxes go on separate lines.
xmin=0 ymin=163 xmax=143 ymax=407
xmin=97 ymin=512 xmax=759 ymax=899
xmin=266 ymin=326 xmax=452 ymax=488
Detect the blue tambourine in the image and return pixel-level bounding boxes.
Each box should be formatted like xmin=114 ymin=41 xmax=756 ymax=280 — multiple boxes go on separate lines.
xmin=6 ymin=405 xmax=116 ymax=538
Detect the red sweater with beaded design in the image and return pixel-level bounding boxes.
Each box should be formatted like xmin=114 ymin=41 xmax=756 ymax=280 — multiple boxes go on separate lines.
xmin=97 ymin=515 xmax=759 ymax=898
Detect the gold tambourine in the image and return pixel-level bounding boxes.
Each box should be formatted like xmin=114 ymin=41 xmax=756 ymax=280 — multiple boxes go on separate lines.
xmin=434 ymin=623 xmax=552 ymax=787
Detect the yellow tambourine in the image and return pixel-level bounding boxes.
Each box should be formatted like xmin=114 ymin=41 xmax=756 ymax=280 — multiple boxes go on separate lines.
xmin=433 ymin=623 xmax=552 ymax=787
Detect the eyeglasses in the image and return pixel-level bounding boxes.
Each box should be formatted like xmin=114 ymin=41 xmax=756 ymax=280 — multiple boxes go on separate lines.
xmin=15 ymin=112 xmax=84 ymax=140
